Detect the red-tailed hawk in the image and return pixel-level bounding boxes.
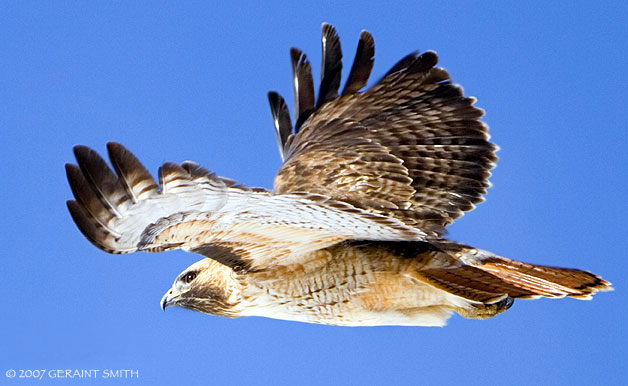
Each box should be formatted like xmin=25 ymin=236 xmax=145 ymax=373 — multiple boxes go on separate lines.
xmin=66 ymin=24 xmax=610 ymax=326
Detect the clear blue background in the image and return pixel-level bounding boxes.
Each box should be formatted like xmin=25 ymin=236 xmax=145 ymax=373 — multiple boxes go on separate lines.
xmin=2 ymin=2 xmax=627 ymax=385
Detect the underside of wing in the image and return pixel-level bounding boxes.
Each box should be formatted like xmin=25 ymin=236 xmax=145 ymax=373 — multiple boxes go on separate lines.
xmin=66 ymin=143 xmax=426 ymax=269
xmin=268 ymin=24 xmax=497 ymax=230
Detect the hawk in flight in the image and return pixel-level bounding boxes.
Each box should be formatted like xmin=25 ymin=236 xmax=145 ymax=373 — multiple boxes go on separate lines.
xmin=66 ymin=24 xmax=610 ymax=326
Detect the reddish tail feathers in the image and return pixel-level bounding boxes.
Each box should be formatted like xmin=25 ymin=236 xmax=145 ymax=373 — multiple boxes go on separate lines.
xmin=472 ymin=256 xmax=612 ymax=300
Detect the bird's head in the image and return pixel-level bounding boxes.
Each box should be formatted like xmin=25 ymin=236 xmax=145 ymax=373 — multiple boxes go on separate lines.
xmin=161 ymin=258 xmax=243 ymax=317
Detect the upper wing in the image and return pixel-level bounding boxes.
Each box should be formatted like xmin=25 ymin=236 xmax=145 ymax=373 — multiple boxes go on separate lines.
xmin=66 ymin=143 xmax=425 ymax=270
xmin=268 ymin=24 xmax=497 ymax=230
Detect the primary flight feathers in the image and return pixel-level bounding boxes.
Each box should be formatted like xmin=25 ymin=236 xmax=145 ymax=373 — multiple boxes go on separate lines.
xmin=66 ymin=23 xmax=609 ymax=326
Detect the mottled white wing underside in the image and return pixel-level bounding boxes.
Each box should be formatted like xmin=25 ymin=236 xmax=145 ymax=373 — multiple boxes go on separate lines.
xmin=66 ymin=143 xmax=425 ymax=269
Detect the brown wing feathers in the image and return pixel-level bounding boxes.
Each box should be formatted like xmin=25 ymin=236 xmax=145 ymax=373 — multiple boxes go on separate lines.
xmin=269 ymin=24 xmax=376 ymax=164
xmin=67 ymin=143 xmax=239 ymax=254
xmin=290 ymin=48 xmax=315 ymax=132
xmin=67 ymin=144 xmax=199 ymax=253
xmin=66 ymin=144 xmax=154 ymax=253
xmin=267 ymin=92 xmax=292 ymax=161
xmin=107 ymin=142 xmax=159 ymax=203
xmin=269 ymin=24 xmax=496 ymax=229
xmin=316 ymin=23 xmax=343 ymax=108
xmin=341 ymin=30 xmax=374 ymax=96
xmin=71 ymin=145 xmax=129 ymax=218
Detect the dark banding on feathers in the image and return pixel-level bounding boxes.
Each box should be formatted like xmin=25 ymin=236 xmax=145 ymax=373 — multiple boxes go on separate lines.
xmin=73 ymin=145 xmax=127 ymax=218
xmin=106 ymin=142 xmax=159 ymax=204
xmin=271 ymin=25 xmax=497 ymax=232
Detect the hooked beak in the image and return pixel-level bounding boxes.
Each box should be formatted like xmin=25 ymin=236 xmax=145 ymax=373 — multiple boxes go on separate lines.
xmin=160 ymin=289 xmax=178 ymax=311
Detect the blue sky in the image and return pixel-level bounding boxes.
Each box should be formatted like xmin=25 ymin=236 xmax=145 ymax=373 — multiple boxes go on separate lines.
xmin=2 ymin=2 xmax=627 ymax=385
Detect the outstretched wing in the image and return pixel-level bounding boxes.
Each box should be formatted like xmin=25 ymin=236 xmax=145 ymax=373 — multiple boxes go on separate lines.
xmin=66 ymin=143 xmax=425 ymax=270
xmin=268 ymin=24 xmax=496 ymax=231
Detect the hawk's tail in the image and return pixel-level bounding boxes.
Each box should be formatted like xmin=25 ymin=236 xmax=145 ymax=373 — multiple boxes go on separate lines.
xmin=471 ymin=255 xmax=611 ymax=300
xmin=436 ymin=242 xmax=612 ymax=300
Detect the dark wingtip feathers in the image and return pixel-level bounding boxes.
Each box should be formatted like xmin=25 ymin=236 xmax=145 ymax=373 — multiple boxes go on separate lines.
xmin=72 ymin=144 xmax=124 ymax=218
xmin=342 ymin=29 xmax=375 ymax=95
xmin=66 ymin=199 xmax=102 ymax=250
xmin=316 ymin=23 xmax=343 ymax=109
xmin=408 ymin=50 xmax=438 ymax=73
xmin=383 ymin=50 xmax=439 ymax=79
xmin=65 ymin=163 xmax=87 ymax=205
xmin=267 ymin=91 xmax=293 ymax=160
xmin=106 ymin=142 xmax=158 ymax=203
xmin=290 ymin=47 xmax=315 ymax=132
xmin=384 ymin=51 xmax=418 ymax=77
xmin=67 ymin=143 xmax=159 ymax=253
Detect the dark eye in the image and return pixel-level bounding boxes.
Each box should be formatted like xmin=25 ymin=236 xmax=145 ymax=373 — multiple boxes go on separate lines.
xmin=184 ymin=272 xmax=197 ymax=284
